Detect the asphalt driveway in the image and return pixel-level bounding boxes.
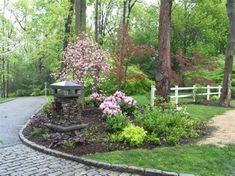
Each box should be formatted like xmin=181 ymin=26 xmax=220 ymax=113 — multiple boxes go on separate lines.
xmin=0 ymin=97 xmax=46 ymax=148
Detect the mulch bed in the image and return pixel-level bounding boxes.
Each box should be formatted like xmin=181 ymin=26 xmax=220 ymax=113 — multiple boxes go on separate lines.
xmin=23 ymin=105 xmax=155 ymax=156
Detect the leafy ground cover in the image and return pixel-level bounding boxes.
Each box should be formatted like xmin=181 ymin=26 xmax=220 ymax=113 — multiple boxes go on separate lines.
xmin=0 ymin=98 xmax=14 ymax=104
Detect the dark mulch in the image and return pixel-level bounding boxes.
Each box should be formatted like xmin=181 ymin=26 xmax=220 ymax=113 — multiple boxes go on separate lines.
xmin=23 ymin=106 xmax=155 ymax=156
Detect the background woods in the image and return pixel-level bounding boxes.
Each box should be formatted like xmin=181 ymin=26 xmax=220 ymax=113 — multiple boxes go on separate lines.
xmin=0 ymin=0 xmax=233 ymax=105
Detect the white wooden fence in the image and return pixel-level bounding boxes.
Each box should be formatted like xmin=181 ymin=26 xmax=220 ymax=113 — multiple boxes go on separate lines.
xmin=150 ymin=85 xmax=222 ymax=107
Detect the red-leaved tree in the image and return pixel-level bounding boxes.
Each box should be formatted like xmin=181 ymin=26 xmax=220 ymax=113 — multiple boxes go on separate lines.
xmin=113 ymin=26 xmax=157 ymax=89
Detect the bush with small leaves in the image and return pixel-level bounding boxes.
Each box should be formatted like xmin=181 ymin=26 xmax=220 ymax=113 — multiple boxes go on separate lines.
xmin=114 ymin=124 xmax=147 ymax=146
xmin=211 ymin=95 xmax=220 ymax=101
xmin=42 ymin=133 xmax=49 ymax=141
xmin=135 ymin=106 xmax=201 ymax=145
xmin=106 ymin=113 xmax=129 ymax=132
xmin=63 ymin=139 xmax=75 ymax=148
xmin=146 ymin=133 xmax=160 ymax=145
xmin=31 ymin=127 xmax=42 ymax=136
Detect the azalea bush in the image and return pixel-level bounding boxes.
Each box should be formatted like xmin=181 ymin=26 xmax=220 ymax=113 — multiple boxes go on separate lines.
xmin=90 ymin=92 xmax=105 ymax=107
xmin=99 ymin=96 xmax=122 ymax=116
xmin=90 ymin=91 xmax=137 ymax=116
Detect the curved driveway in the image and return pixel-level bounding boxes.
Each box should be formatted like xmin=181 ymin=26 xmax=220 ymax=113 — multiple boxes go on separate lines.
xmin=0 ymin=97 xmax=46 ymax=148
xmin=0 ymin=97 xmax=135 ymax=175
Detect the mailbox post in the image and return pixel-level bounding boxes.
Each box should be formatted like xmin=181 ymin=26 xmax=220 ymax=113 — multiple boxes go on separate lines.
xmin=46 ymin=81 xmax=87 ymax=132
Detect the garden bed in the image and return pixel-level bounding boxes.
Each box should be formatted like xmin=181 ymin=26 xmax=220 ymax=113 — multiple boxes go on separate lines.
xmin=23 ymin=105 xmax=158 ymax=156
xmin=23 ymin=104 xmax=203 ymax=156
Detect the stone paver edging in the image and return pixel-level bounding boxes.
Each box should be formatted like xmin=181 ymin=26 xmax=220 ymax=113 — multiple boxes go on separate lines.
xmin=19 ymin=114 xmax=194 ymax=176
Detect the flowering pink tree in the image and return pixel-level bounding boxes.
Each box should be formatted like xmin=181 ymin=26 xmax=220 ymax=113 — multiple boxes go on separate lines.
xmin=56 ymin=36 xmax=109 ymax=91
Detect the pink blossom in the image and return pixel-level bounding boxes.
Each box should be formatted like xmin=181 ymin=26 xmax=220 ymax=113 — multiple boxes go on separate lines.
xmin=53 ymin=36 xmax=110 ymax=85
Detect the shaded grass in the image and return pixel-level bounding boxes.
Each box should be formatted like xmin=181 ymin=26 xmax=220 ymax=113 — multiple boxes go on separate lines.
xmin=86 ymin=145 xmax=235 ymax=176
xmin=0 ymin=98 xmax=14 ymax=104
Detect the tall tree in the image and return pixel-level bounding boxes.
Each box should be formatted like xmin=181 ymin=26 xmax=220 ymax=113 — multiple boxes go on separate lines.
xmin=75 ymin=0 xmax=86 ymax=35
xmin=155 ymin=0 xmax=173 ymax=102
xmin=219 ymin=0 xmax=235 ymax=107
xmin=63 ymin=0 xmax=75 ymax=50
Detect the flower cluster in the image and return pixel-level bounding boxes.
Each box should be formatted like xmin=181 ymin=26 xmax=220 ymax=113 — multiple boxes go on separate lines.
xmin=99 ymin=96 xmax=121 ymax=116
xmin=90 ymin=92 xmax=105 ymax=102
xmin=54 ymin=36 xmax=110 ymax=84
xmin=99 ymin=91 xmax=137 ymax=116
xmin=113 ymin=91 xmax=136 ymax=105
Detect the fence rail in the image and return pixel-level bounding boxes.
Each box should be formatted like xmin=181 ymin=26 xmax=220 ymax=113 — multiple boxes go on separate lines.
xmin=150 ymin=85 xmax=222 ymax=107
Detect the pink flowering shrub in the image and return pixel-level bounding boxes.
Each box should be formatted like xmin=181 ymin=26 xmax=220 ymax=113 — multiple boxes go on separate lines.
xmin=99 ymin=91 xmax=137 ymax=116
xmin=90 ymin=92 xmax=105 ymax=107
xmin=54 ymin=36 xmax=109 ymax=90
xmin=99 ymin=96 xmax=121 ymax=116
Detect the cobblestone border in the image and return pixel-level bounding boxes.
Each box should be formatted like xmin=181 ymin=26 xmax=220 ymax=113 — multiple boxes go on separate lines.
xmin=19 ymin=111 xmax=194 ymax=176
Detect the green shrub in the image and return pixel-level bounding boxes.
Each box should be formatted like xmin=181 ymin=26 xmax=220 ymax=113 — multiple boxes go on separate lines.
xmin=31 ymin=127 xmax=42 ymax=136
xmin=135 ymin=106 xmax=201 ymax=145
xmin=42 ymin=133 xmax=49 ymax=141
xmin=124 ymin=66 xmax=154 ymax=95
xmin=63 ymin=140 xmax=75 ymax=148
xmin=211 ymin=95 xmax=219 ymax=101
xmin=195 ymin=86 xmax=206 ymax=103
xmin=40 ymin=88 xmax=51 ymax=96
xmin=0 ymin=140 xmax=3 ymax=144
xmin=41 ymin=96 xmax=54 ymax=114
xmin=16 ymin=89 xmax=31 ymax=96
xmin=113 ymin=124 xmax=147 ymax=146
xmin=106 ymin=114 xmax=129 ymax=132
xmin=146 ymin=133 xmax=160 ymax=145
xmin=31 ymin=88 xmax=41 ymax=96
xmin=99 ymin=76 xmax=118 ymax=95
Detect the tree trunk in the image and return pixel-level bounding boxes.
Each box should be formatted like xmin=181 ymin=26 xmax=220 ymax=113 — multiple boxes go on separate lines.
xmin=155 ymin=0 xmax=173 ymax=102
xmin=63 ymin=0 xmax=74 ymax=50
xmin=95 ymin=0 xmax=99 ymax=42
xmin=75 ymin=0 xmax=86 ymax=36
xmin=219 ymin=0 xmax=235 ymax=107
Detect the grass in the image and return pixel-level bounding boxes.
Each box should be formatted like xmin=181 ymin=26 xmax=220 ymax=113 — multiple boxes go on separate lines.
xmin=0 ymin=97 xmax=14 ymax=104
xmin=184 ymin=104 xmax=231 ymax=121
xmin=86 ymin=145 xmax=235 ymax=176
xmin=132 ymin=94 xmax=150 ymax=105
xmin=132 ymin=94 xmax=235 ymax=121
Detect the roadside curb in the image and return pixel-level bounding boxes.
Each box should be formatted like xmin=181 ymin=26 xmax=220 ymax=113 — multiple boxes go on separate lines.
xmin=19 ymin=113 xmax=194 ymax=176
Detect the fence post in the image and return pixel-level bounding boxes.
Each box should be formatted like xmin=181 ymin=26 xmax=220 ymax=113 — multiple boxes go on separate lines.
xmin=218 ymin=85 xmax=222 ymax=97
xmin=207 ymin=85 xmax=210 ymax=101
xmin=175 ymin=85 xmax=179 ymax=108
xmin=44 ymin=82 xmax=47 ymax=97
xmin=150 ymin=85 xmax=155 ymax=107
xmin=193 ymin=85 xmax=196 ymax=102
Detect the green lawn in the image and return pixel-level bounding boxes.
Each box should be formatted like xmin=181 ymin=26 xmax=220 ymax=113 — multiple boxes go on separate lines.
xmin=86 ymin=145 xmax=235 ymax=176
xmin=0 ymin=98 xmax=14 ymax=104
xmin=86 ymin=95 xmax=235 ymax=176
xmin=133 ymin=94 xmax=235 ymax=121
xmin=184 ymin=104 xmax=231 ymax=121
